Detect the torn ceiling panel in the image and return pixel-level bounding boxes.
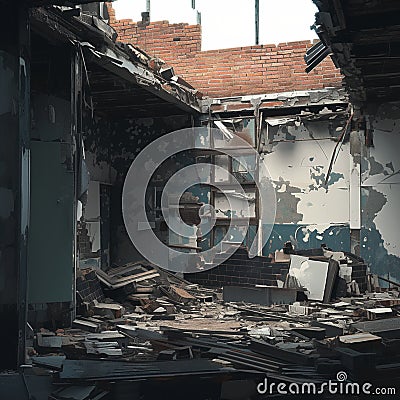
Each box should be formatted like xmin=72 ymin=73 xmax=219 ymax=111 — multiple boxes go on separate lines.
xmin=85 ymin=50 xmax=199 ymax=117
xmin=204 ymin=88 xmax=348 ymax=115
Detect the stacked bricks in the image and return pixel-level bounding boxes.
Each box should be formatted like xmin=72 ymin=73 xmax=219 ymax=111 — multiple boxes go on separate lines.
xmin=185 ymin=247 xmax=289 ymax=288
xmin=185 ymin=246 xmax=368 ymax=291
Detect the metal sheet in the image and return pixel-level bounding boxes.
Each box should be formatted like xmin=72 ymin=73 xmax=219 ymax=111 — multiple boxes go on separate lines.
xmin=59 ymin=359 xmax=229 ymax=381
xmin=28 ymin=141 xmax=74 ymax=304
xmin=223 ymin=285 xmax=297 ymax=306
xmin=289 ymin=255 xmax=328 ymax=301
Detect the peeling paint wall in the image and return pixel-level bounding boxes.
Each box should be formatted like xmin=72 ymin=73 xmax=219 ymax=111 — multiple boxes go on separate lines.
xmin=361 ymin=102 xmax=400 ymax=282
xmin=261 ymin=112 xmax=351 ymax=254
xmin=84 ymin=113 xmax=193 ymax=266
xmin=257 ymin=101 xmax=400 ymax=280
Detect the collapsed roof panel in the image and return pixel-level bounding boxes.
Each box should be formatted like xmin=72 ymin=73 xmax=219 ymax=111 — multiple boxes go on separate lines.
xmin=30 ymin=6 xmax=201 ymax=117
xmin=304 ymin=41 xmax=331 ymax=73
xmin=311 ymin=0 xmax=400 ymax=104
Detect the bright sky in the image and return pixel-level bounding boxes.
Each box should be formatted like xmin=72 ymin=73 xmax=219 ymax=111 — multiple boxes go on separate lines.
xmin=113 ymin=0 xmax=318 ymax=51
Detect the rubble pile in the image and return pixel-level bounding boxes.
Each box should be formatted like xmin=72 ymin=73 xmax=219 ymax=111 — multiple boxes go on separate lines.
xmin=26 ymin=251 xmax=400 ymax=399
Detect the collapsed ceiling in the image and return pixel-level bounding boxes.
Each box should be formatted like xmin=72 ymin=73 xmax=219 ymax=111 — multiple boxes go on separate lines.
xmin=30 ymin=5 xmax=201 ymax=119
xmin=311 ymin=0 xmax=400 ymax=105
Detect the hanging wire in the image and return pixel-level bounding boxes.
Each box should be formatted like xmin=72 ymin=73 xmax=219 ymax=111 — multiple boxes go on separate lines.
xmin=324 ymin=109 xmax=353 ymax=186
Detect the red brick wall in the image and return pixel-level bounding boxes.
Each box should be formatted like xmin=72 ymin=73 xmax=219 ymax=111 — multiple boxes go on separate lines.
xmin=106 ymin=4 xmax=343 ymax=98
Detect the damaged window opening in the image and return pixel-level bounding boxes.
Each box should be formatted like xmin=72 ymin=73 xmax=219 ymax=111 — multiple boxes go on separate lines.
xmin=1 ymin=1 xmax=400 ymax=399
xmin=213 ymin=118 xmax=256 ymax=148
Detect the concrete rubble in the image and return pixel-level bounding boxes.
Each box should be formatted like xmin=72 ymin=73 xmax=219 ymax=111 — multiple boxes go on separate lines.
xmin=23 ymin=245 xmax=400 ymax=399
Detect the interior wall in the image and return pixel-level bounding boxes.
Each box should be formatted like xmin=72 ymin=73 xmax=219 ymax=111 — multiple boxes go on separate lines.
xmin=206 ymin=104 xmax=400 ymax=283
xmin=261 ymin=113 xmax=352 ymax=255
xmin=361 ymin=102 xmax=400 ymax=282
xmin=29 ymin=94 xmax=74 ymax=305
xmin=27 ymin=33 xmax=78 ymax=328
xmin=187 ymin=110 xmax=352 ymax=260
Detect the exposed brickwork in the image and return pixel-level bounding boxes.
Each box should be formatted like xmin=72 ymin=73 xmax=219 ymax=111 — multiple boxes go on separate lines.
xmin=185 ymin=248 xmax=288 ymax=288
xmin=185 ymin=247 xmax=368 ymax=292
xmin=106 ymin=3 xmax=343 ymax=98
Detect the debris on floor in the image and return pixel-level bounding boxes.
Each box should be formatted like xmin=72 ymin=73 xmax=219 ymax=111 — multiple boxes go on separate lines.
xmin=24 ymin=246 xmax=400 ymax=398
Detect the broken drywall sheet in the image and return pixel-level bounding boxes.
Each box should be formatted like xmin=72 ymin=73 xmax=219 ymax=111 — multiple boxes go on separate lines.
xmin=362 ymin=132 xmax=400 ymax=187
xmin=289 ymin=255 xmax=329 ymax=301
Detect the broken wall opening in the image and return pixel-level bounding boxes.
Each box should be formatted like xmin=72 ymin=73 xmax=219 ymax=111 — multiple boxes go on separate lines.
xmin=82 ymin=100 xmax=196 ymax=268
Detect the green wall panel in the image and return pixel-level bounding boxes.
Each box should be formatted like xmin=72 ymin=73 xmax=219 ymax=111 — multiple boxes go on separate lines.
xmin=28 ymin=141 xmax=74 ymax=304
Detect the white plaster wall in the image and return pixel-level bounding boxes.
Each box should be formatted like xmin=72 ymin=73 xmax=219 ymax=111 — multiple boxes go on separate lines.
xmin=263 ymin=122 xmax=350 ymax=226
xmin=362 ymin=116 xmax=400 ymax=258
